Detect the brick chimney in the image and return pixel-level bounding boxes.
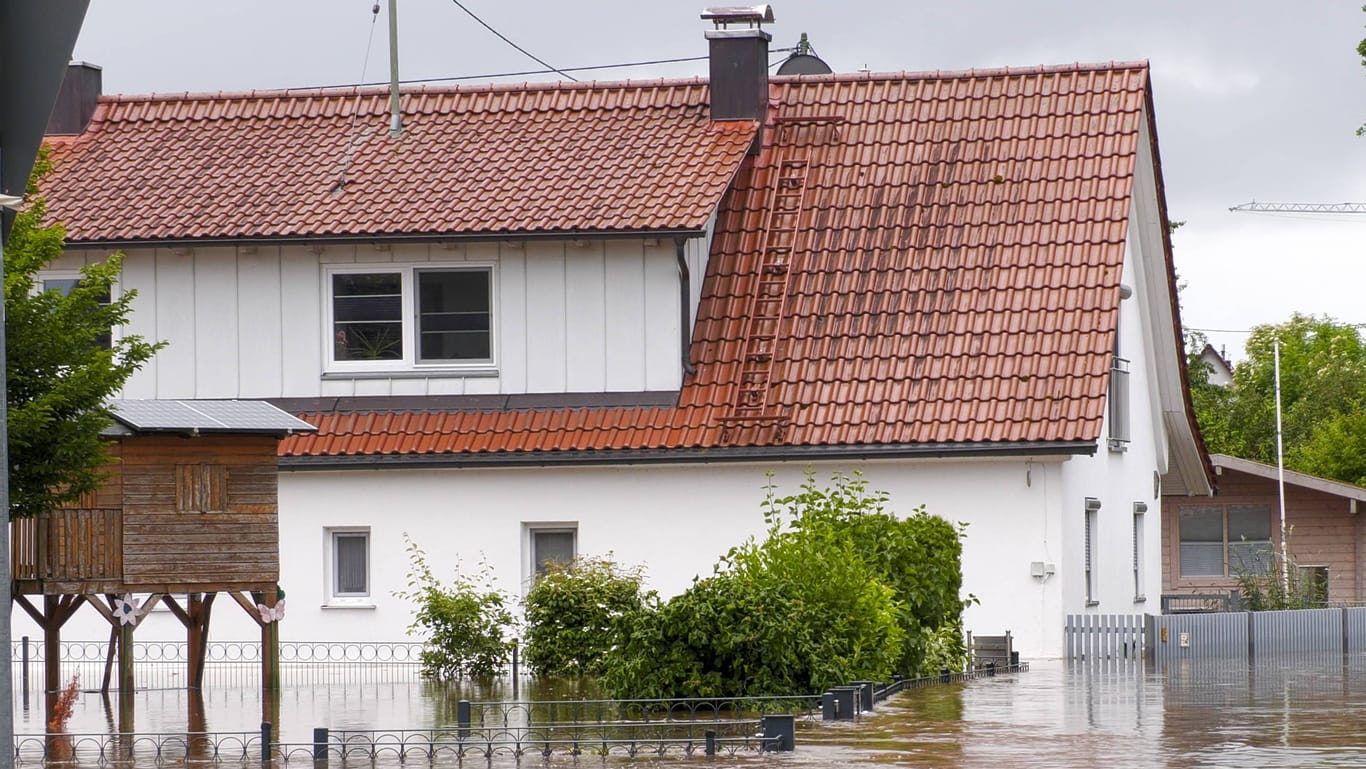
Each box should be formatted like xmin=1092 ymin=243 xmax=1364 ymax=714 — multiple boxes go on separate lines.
xmin=45 ymin=62 xmax=102 ymax=135
xmin=702 ymin=5 xmax=773 ymax=154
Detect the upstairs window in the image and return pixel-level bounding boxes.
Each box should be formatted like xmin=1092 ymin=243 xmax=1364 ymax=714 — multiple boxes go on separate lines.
xmin=1108 ymin=356 xmax=1130 ymax=451
xmin=42 ymin=275 xmax=112 ymax=350
xmin=327 ymin=265 xmax=494 ymax=371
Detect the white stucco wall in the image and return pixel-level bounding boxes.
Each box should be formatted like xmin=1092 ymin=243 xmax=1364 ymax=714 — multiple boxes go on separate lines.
xmin=16 ymin=457 xmax=1082 ymax=658
xmin=47 ymin=236 xmax=708 ymax=400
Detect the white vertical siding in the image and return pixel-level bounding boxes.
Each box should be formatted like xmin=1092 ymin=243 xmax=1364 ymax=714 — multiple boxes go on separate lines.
xmin=524 ymin=242 xmax=568 ymax=392
xmin=237 ymin=248 xmax=284 ymax=397
xmin=103 ymin=235 xmax=697 ymax=400
xmin=643 ymin=242 xmax=680 ymax=390
xmin=565 ymin=242 xmax=607 ymax=391
xmin=118 ymin=250 xmax=158 ymax=398
xmin=603 ymin=242 xmax=646 ymax=390
xmin=281 ymin=257 xmax=322 ymax=396
xmin=193 ymin=250 xmax=239 ymax=398
xmin=494 ymin=243 xmax=528 ymax=394
xmin=153 ymin=249 xmax=197 ymax=397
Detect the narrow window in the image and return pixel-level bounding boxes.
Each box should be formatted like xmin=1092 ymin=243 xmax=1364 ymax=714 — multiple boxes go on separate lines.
xmin=529 ymin=527 xmax=576 ymax=579
xmin=417 ymin=269 xmax=492 ymax=362
xmin=331 ymin=530 xmax=370 ymax=598
xmin=332 ymin=272 xmax=402 ymax=361
xmin=1178 ymin=506 xmax=1224 ymax=577
xmin=1226 ymin=504 xmax=1272 ymax=576
xmin=1107 ymin=356 xmax=1130 ymax=451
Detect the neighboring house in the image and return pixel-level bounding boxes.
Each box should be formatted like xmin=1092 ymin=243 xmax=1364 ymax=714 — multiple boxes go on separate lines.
xmin=26 ymin=10 xmax=1211 ymax=657
xmin=1197 ymin=343 xmax=1234 ymax=387
xmin=1163 ymin=453 xmax=1366 ymax=605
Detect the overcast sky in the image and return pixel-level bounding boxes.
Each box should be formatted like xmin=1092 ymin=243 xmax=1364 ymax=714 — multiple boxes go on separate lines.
xmin=69 ymin=1 xmax=1366 ymax=362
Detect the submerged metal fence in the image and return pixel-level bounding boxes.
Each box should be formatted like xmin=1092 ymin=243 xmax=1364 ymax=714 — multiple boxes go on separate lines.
xmin=11 ymin=639 xmax=427 ymax=688
xmin=1146 ymin=607 xmax=1366 ymax=662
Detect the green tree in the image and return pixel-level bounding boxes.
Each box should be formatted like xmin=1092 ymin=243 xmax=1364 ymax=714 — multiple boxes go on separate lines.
xmin=4 ymin=150 xmax=161 ymax=519
xmin=1191 ymin=314 xmax=1366 ymax=485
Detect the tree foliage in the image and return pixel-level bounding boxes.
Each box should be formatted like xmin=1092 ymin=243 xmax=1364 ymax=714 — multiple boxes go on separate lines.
xmin=394 ymin=536 xmax=516 ymax=680
xmin=522 ymin=557 xmax=649 ymax=678
xmin=600 ymin=472 xmax=968 ymax=699
xmin=1191 ymin=314 xmax=1366 ymax=485
xmin=4 ymin=149 xmax=162 ymax=519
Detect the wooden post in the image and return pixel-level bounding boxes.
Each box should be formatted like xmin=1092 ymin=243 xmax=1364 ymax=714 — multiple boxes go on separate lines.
xmin=43 ymin=596 xmax=60 ymax=729
xmin=117 ymin=618 xmax=134 ymax=734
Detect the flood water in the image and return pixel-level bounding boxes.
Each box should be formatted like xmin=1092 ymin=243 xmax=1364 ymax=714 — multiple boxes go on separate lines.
xmin=14 ymin=656 xmax=1366 ymax=766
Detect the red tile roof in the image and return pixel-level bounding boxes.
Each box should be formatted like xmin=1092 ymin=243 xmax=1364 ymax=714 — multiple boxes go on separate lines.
xmin=44 ymin=63 xmax=1163 ymax=460
xmin=44 ymin=81 xmax=757 ymax=242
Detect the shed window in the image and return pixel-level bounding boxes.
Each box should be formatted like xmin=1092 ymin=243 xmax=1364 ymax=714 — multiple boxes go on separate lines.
xmin=1178 ymin=504 xmax=1273 ymax=578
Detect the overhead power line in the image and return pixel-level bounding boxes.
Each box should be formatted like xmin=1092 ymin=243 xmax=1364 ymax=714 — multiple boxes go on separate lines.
xmin=447 ymin=0 xmax=577 ymax=82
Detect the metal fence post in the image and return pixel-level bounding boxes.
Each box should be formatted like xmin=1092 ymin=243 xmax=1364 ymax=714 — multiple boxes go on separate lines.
xmin=759 ymin=714 xmax=795 ymax=751
xmin=260 ymin=721 xmax=271 ymax=763
xmin=457 ymin=699 xmax=471 ymax=739
xmin=704 ymin=730 xmax=716 ymax=756
xmin=511 ymin=642 xmax=520 ymax=700
xmin=313 ymin=727 xmax=329 ymax=763
xmin=20 ymin=636 xmax=29 ymax=711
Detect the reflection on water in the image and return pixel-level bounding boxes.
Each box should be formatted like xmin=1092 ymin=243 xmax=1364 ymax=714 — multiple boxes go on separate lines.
xmin=14 ymin=656 xmax=1366 ymax=766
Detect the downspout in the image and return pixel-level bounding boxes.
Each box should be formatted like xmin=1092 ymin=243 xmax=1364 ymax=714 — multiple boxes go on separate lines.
xmin=675 ymin=237 xmax=697 ymax=377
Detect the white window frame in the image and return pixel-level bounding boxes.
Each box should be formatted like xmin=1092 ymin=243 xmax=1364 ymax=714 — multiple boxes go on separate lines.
xmin=523 ymin=523 xmax=578 ymax=587
xmin=322 ymin=263 xmax=497 ymax=375
xmin=324 ymin=527 xmax=373 ymax=607
xmin=36 ymin=269 xmax=121 ymax=347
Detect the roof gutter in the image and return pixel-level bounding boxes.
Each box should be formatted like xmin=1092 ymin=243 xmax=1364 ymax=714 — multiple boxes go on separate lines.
xmin=675 ymin=237 xmax=697 ymax=377
xmin=279 ymin=439 xmax=1097 ymax=471
xmin=59 ymin=228 xmax=708 ymax=251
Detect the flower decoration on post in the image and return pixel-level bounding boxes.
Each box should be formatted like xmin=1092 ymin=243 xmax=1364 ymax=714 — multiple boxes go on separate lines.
xmin=111 ymin=594 xmax=140 ymax=626
xmin=257 ymin=599 xmax=286 ymax=624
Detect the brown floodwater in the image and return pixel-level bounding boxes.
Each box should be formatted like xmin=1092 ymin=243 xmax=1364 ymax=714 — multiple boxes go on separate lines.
xmin=14 ymin=656 xmax=1366 ymax=766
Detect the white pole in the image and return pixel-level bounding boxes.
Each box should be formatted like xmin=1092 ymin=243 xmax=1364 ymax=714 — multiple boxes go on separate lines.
xmin=1273 ymin=338 xmax=1289 ymax=596
xmin=388 ymin=0 xmax=402 ymax=136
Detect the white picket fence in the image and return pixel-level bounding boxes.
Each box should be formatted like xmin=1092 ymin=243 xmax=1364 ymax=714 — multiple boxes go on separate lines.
xmin=1063 ymin=614 xmax=1145 ymax=661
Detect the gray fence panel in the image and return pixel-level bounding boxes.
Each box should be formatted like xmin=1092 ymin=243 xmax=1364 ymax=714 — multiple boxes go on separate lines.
xmin=1253 ymin=608 xmax=1342 ymax=656
xmin=1347 ymin=608 xmax=1366 ymax=654
xmin=1150 ymin=612 xmax=1248 ymax=662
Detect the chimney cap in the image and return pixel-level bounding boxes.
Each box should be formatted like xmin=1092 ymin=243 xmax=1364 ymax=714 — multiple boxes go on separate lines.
xmin=701 ymin=5 xmax=775 ymax=27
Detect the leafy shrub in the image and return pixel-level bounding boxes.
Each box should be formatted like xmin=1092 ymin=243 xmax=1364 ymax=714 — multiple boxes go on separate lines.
xmin=600 ymin=471 xmax=971 ymax=697
xmin=603 ymin=526 xmax=903 ymax=698
xmin=523 ymin=557 xmax=649 ymax=677
xmin=394 ymin=536 xmax=515 ymax=680
xmin=768 ymin=472 xmax=973 ymax=676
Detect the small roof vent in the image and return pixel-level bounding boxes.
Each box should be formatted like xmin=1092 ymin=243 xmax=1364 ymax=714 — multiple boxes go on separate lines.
xmin=701 ymin=5 xmax=774 ymax=28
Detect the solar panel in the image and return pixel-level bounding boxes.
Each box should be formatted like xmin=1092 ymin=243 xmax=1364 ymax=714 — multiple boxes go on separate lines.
xmin=109 ymin=400 xmax=317 ymax=434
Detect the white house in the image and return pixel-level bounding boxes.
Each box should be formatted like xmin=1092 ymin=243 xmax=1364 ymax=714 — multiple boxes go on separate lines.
xmin=26 ymin=9 xmax=1211 ymax=658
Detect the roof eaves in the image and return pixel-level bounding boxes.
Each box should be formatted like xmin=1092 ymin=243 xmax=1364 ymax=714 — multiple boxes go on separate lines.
xmin=279 ymin=440 xmax=1098 ymax=471
xmin=61 ymin=227 xmax=710 ymax=250
xmin=1212 ymin=454 xmax=1366 ymax=503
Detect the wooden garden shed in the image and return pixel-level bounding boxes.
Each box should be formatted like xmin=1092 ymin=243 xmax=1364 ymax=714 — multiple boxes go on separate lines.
xmin=9 ymin=399 xmax=315 ymax=726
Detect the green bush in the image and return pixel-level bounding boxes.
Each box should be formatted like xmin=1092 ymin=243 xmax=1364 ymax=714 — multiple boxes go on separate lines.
xmin=394 ymin=536 xmax=515 ymax=680
xmin=523 ymin=557 xmax=649 ymax=677
xmin=600 ymin=471 xmax=970 ymax=697
xmin=768 ymin=472 xmax=972 ymax=676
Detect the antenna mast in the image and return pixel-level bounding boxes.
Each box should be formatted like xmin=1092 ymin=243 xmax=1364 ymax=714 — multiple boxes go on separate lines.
xmin=388 ymin=0 xmax=402 ymax=137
